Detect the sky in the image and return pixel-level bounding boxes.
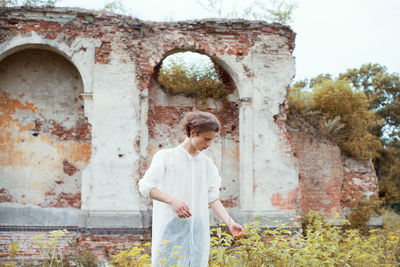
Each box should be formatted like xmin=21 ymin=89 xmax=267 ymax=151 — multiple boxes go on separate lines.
xmin=56 ymin=0 xmax=400 ymax=81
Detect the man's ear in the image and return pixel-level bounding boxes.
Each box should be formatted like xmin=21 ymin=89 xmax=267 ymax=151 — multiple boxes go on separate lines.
xmin=189 ymin=129 xmax=197 ymax=137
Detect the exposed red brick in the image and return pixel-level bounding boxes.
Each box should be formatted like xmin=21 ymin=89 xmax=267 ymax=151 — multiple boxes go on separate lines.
xmin=0 ymin=231 xmax=151 ymax=263
xmin=32 ymin=118 xmax=91 ymax=143
xmin=220 ymin=196 xmax=238 ymax=208
xmin=340 ymin=157 xmax=378 ymax=208
xmin=63 ymin=159 xmax=78 ymax=176
xmin=46 ymin=192 xmax=81 ymax=209
xmin=271 ymin=189 xmax=298 ymax=210
xmin=0 ymin=188 xmax=14 ymax=202
xmin=286 ymin=130 xmax=378 ymax=216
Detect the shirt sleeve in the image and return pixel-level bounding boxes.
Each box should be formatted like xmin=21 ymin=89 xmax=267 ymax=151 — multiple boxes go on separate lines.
xmin=206 ymin=157 xmax=222 ymax=204
xmin=138 ymin=150 xmax=166 ymax=198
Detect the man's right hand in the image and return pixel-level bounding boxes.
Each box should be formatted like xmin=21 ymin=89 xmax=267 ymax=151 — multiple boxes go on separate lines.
xmin=149 ymin=188 xmax=192 ymax=218
xmin=169 ymin=198 xmax=192 ymax=218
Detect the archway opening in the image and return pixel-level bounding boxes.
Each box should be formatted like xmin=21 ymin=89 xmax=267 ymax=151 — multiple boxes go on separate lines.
xmin=149 ymin=51 xmax=240 ymax=208
xmin=0 ymin=48 xmax=91 ymax=209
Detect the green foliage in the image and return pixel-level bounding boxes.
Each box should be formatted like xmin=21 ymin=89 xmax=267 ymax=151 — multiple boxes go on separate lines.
xmin=157 ymin=54 xmax=228 ymax=109
xmin=209 ymin=212 xmax=400 ymax=266
xmin=288 ymin=63 xmax=400 ymax=206
xmin=1 ymin=242 xmax=19 ymax=267
xmin=19 ymin=229 xmax=99 ymax=267
xmin=112 ymin=242 xmax=152 ymax=266
xmin=345 ymin=196 xmax=383 ymax=235
xmin=33 ymin=229 xmax=69 ymax=266
xmin=197 ymin=0 xmax=297 ymax=25
xmin=382 ymin=210 xmax=400 ymax=231
xmin=378 ymin=140 xmax=400 ymax=203
xmin=339 ymin=64 xmax=400 ymax=205
xmin=300 ymin=210 xmax=328 ymax=237
xmin=288 ymin=77 xmax=381 ymax=160
xmin=0 ymin=0 xmax=58 ymax=7
xmin=6 ymin=217 xmax=400 ymax=266
xmin=64 ymin=239 xmax=99 ymax=267
xmin=313 ymin=79 xmax=381 ymax=159
xmin=339 ymin=63 xmax=400 ymax=143
xmin=111 ymin=212 xmax=400 ymax=266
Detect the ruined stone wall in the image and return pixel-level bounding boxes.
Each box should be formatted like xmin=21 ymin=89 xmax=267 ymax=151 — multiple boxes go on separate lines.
xmin=0 ymin=48 xmax=90 ymax=210
xmin=0 ymin=227 xmax=150 ymax=263
xmin=0 ymin=7 xmax=299 ymax=228
xmin=287 ymin=130 xmax=378 ymax=216
xmin=0 ymin=6 xmax=381 ymax=263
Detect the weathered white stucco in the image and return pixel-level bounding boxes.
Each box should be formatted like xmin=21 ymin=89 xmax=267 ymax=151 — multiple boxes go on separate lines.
xmin=0 ymin=9 xmax=299 ymax=227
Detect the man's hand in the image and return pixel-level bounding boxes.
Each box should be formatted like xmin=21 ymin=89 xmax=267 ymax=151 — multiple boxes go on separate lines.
xmin=228 ymin=221 xmax=244 ymax=238
xmin=169 ymin=198 xmax=192 ymax=218
xmin=149 ymin=188 xmax=191 ymax=218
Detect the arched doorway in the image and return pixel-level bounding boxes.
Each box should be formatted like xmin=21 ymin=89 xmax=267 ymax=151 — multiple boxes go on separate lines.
xmin=0 ymin=48 xmax=91 ymax=210
xmin=148 ymin=51 xmax=240 ymax=208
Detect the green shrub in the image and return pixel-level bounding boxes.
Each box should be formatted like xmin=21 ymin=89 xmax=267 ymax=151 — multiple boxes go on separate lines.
xmin=288 ymin=78 xmax=381 ymax=161
xmin=111 ymin=242 xmax=152 ymax=266
xmin=157 ymin=55 xmax=229 ymax=109
xmin=111 ymin=212 xmax=400 ymax=266
xmin=345 ymin=196 xmax=383 ymax=235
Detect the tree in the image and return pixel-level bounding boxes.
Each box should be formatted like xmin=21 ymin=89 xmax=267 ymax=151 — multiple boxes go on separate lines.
xmin=338 ymin=64 xmax=400 ymax=205
xmin=289 ymin=64 xmax=400 ymax=206
xmin=197 ymin=0 xmax=297 ymax=25
xmin=288 ymin=77 xmax=381 ymax=161
xmin=339 ymin=63 xmax=400 ymax=144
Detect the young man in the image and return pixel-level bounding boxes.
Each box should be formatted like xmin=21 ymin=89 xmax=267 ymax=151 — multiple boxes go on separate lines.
xmin=138 ymin=110 xmax=243 ymax=266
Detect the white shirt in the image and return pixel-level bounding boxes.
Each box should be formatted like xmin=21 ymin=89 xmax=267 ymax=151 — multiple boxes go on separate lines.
xmin=138 ymin=145 xmax=221 ymax=267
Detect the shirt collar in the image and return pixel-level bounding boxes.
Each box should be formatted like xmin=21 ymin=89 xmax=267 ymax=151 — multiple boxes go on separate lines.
xmin=177 ymin=144 xmax=202 ymax=159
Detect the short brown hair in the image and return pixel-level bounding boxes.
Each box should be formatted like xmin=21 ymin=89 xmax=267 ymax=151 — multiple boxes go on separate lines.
xmin=181 ymin=111 xmax=220 ymax=137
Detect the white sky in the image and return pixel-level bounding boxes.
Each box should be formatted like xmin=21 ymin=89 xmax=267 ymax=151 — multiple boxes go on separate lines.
xmin=56 ymin=0 xmax=400 ymax=81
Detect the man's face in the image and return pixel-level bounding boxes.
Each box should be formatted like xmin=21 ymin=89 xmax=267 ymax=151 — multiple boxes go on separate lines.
xmin=190 ymin=130 xmax=217 ymax=151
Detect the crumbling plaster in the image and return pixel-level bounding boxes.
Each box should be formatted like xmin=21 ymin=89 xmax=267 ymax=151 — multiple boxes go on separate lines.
xmin=0 ymin=7 xmax=299 ymax=227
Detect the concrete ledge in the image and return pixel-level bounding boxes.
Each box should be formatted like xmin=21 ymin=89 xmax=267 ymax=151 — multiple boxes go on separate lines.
xmin=0 ymin=204 xmax=150 ymax=228
xmin=1 ymin=204 xmax=299 ymax=228
xmin=79 ymin=210 xmax=151 ymax=228
xmin=0 ymin=203 xmax=80 ymax=226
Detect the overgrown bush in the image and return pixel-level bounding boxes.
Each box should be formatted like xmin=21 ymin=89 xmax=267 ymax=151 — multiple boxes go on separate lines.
xmin=32 ymin=229 xmax=69 ymax=266
xmin=1 ymin=230 xmax=99 ymax=267
xmin=288 ymin=78 xmax=381 ymax=161
xmin=111 ymin=242 xmax=152 ymax=266
xmin=4 ymin=212 xmax=400 ymax=266
xmin=112 ymin=212 xmax=400 ymax=266
xmin=157 ymin=54 xmax=229 ymax=109
xmin=64 ymin=239 xmax=99 ymax=267
xmin=345 ymin=196 xmax=383 ymax=235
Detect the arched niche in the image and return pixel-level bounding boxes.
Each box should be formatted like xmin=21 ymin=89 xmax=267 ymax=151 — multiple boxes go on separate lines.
xmin=146 ymin=50 xmax=240 ymax=208
xmin=0 ymin=47 xmax=91 ymax=209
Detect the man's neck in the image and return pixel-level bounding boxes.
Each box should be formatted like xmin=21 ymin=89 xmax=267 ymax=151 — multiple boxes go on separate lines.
xmin=181 ymin=138 xmax=199 ymax=156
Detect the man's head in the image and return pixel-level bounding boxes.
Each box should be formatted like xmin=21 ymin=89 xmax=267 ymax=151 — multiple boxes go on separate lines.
xmin=181 ymin=111 xmax=220 ymax=151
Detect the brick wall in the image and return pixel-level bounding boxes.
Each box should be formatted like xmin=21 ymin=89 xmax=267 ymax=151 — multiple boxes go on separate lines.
xmin=287 ymin=129 xmax=378 ymax=216
xmin=0 ymin=227 xmax=151 ymax=264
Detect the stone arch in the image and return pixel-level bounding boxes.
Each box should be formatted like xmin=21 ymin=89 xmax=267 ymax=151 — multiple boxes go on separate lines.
xmin=146 ymin=49 xmax=241 ymax=208
xmin=0 ymin=44 xmax=91 ymax=210
xmin=0 ymin=32 xmax=98 ymax=94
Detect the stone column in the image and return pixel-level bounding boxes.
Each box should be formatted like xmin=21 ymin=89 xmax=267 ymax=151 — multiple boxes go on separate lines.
xmin=238 ymin=97 xmax=254 ymax=211
xmin=79 ymin=41 xmax=144 ymax=228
